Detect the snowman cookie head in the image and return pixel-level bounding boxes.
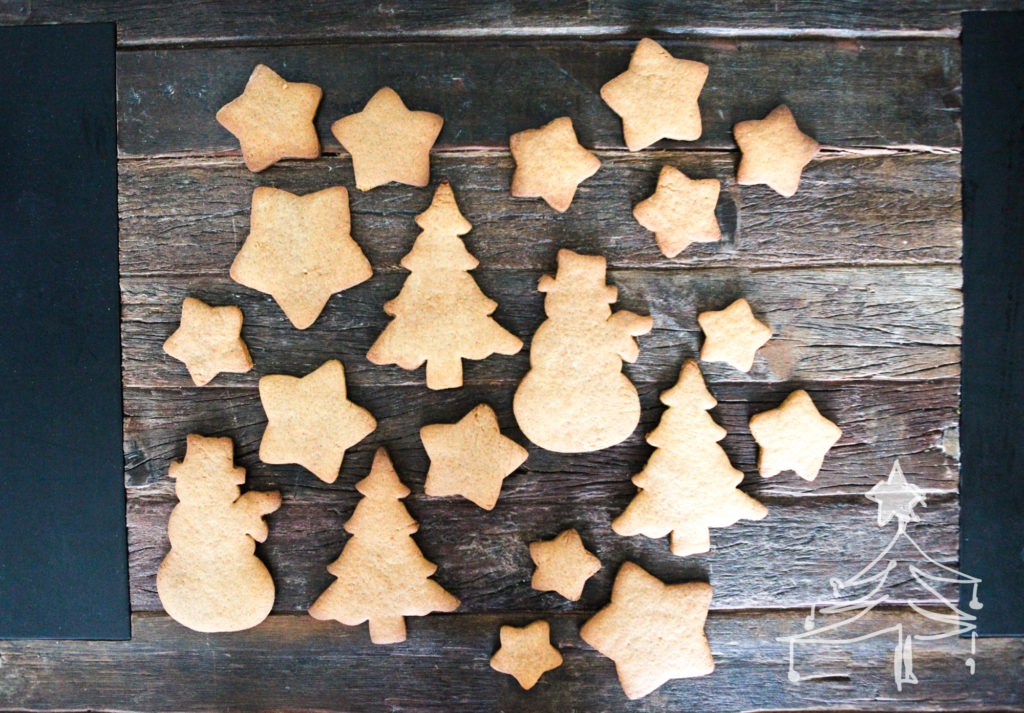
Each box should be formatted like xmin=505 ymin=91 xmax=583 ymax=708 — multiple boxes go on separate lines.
xmin=169 ymin=434 xmax=245 ymax=507
xmin=539 ymin=249 xmax=618 ymax=320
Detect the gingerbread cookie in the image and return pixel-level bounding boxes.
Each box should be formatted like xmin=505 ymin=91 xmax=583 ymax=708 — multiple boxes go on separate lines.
xmin=490 ymin=620 xmax=563 ymax=690
xmin=529 ymin=528 xmax=601 ymax=601
xmin=633 ymin=166 xmax=721 ymax=258
xmin=162 ymin=297 xmax=252 ymax=386
xmin=749 ymin=389 xmax=842 ymax=481
xmin=697 ymin=298 xmax=772 ymax=373
xmin=510 ymin=117 xmax=601 ymax=212
xmin=734 ymin=105 xmax=819 ymax=197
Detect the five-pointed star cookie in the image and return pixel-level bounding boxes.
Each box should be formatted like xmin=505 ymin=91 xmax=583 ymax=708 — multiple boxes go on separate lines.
xmin=748 ymin=389 xmax=842 ymax=481
xmin=230 ymin=186 xmax=373 ymax=329
xmin=490 ymin=620 xmax=563 ymax=690
xmin=162 ymin=297 xmax=253 ymax=386
xmin=580 ymin=562 xmax=714 ymax=700
xmin=510 ymin=117 xmax=601 ymax=212
xmin=633 ymin=166 xmax=721 ymax=258
xmin=216 ymin=64 xmax=322 ymax=172
xmin=733 ymin=105 xmax=819 ymax=197
xmin=331 ymin=87 xmax=444 ymax=191
xmin=601 ymin=38 xmax=709 ymax=151
xmin=420 ymin=403 xmax=528 ymax=510
xmin=529 ymin=529 xmax=601 ymax=601
xmin=697 ymin=298 xmax=772 ymax=372
xmin=258 ymin=360 xmax=377 ymax=483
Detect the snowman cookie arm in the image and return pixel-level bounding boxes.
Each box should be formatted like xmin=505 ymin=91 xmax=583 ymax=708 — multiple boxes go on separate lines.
xmin=607 ymin=310 xmax=654 ymax=363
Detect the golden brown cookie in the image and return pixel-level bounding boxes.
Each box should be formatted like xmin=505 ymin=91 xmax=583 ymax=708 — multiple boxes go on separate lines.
xmin=367 ymin=180 xmax=522 ymax=389
xmin=331 ymin=87 xmax=443 ymax=191
xmin=157 ymin=434 xmax=281 ymax=632
xmin=580 ymin=562 xmax=714 ymax=700
xmin=510 ymin=117 xmax=601 ymax=212
xmin=162 ymin=297 xmax=253 ymax=386
xmin=612 ymin=360 xmax=767 ymax=556
xmin=734 ymin=105 xmax=819 ymax=197
xmin=749 ymin=389 xmax=842 ymax=481
xmin=601 ymin=38 xmax=709 ymax=151
xmin=420 ymin=403 xmax=528 ymax=510
xmin=633 ymin=166 xmax=721 ymax=258
xmin=216 ymin=64 xmax=322 ymax=172
xmin=529 ymin=528 xmax=601 ymax=601
xmin=308 ymin=448 xmax=459 ymax=644
xmin=697 ymin=298 xmax=772 ymax=373
xmin=230 ymin=186 xmax=373 ymax=330
xmin=258 ymin=360 xmax=376 ymax=483
xmin=490 ymin=620 xmax=563 ymax=690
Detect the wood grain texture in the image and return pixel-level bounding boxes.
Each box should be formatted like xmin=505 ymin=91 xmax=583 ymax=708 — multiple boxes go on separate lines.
xmin=116 ymin=39 xmax=963 ymax=156
xmin=119 ymin=153 xmax=962 ymax=276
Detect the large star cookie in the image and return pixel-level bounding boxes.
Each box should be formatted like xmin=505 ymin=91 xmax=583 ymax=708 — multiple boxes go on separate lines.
xmin=601 ymin=38 xmax=709 ymax=150
xmin=216 ymin=64 xmax=322 ymax=172
xmin=230 ymin=186 xmax=373 ymax=329
xmin=331 ymin=87 xmax=443 ymax=191
xmin=510 ymin=117 xmax=601 ymax=212
xmin=697 ymin=298 xmax=772 ymax=373
xmin=258 ymin=360 xmax=376 ymax=483
xmin=530 ymin=528 xmax=601 ymax=601
xmin=734 ymin=105 xmax=819 ymax=197
xmin=749 ymin=389 xmax=842 ymax=481
xmin=490 ymin=620 xmax=563 ymax=690
xmin=163 ymin=297 xmax=253 ymax=386
xmin=633 ymin=166 xmax=721 ymax=258
xmin=420 ymin=403 xmax=528 ymax=510
xmin=580 ymin=562 xmax=714 ymax=699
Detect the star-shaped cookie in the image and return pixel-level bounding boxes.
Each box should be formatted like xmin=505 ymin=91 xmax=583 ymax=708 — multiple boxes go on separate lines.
xmin=230 ymin=186 xmax=373 ymax=329
xmin=258 ymin=360 xmax=377 ymax=483
xmin=697 ymin=298 xmax=772 ymax=372
xmin=733 ymin=105 xmax=819 ymax=197
xmin=420 ymin=403 xmax=528 ymax=510
xmin=216 ymin=64 xmax=322 ymax=172
xmin=510 ymin=117 xmax=601 ymax=212
xmin=162 ymin=297 xmax=253 ymax=386
xmin=331 ymin=87 xmax=443 ymax=191
xmin=601 ymin=38 xmax=709 ymax=151
xmin=748 ymin=389 xmax=842 ymax=481
xmin=633 ymin=166 xmax=721 ymax=258
xmin=530 ymin=529 xmax=601 ymax=601
xmin=489 ymin=620 xmax=563 ymax=690
xmin=580 ymin=562 xmax=714 ymax=700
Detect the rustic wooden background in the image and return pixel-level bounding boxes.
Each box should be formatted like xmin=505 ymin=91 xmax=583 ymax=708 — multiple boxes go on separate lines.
xmin=2 ymin=2 xmax=1023 ymax=712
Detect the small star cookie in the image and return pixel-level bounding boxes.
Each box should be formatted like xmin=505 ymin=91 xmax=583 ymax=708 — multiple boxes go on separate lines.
xmin=529 ymin=529 xmax=601 ymax=601
xmin=258 ymin=360 xmax=377 ymax=483
xmin=230 ymin=186 xmax=373 ymax=330
xmin=733 ymin=105 xmax=819 ymax=197
xmin=601 ymin=38 xmax=709 ymax=151
xmin=510 ymin=117 xmax=601 ymax=212
xmin=749 ymin=390 xmax=842 ymax=481
xmin=633 ymin=166 xmax=721 ymax=258
xmin=697 ymin=298 xmax=772 ymax=372
xmin=331 ymin=87 xmax=443 ymax=191
xmin=216 ymin=64 xmax=322 ymax=172
xmin=420 ymin=404 xmax=528 ymax=510
xmin=162 ymin=297 xmax=253 ymax=386
xmin=580 ymin=562 xmax=714 ymax=700
xmin=490 ymin=620 xmax=563 ymax=690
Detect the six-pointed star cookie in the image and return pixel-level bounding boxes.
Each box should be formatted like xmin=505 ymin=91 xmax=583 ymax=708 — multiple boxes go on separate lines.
xmin=510 ymin=117 xmax=601 ymax=212
xmin=163 ymin=297 xmax=253 ymax=386
xmin=749 ymin=389 xmax=842 ymax=481
xmin=258 ymin=360 xmax=377 ymax=483
xmin=580 ymin=562 xmax=714 ymax=700
xmin=634 ymin=166 xmax=721 ymax=258
xmin=331 ymin=87 xmax=444 ymax=191
xmin=734 ymin=105 xmax=819 ymax=197
xmin=530 ymin=529 xmax=601 ymax=601
xmin=421 ymin=403 xmax=528 ymax=510
xmin=230 ymin=186 xmax=373 ymax=329
xmin=216 ymin=64 xmax=322 ymax=172
xmin=601 ymin=38 xmax=709 ymax=151
xmin=697 ymin=298 xmax=772 ymax=372
xmin=490 ymin=620 xmax=563 ymax=690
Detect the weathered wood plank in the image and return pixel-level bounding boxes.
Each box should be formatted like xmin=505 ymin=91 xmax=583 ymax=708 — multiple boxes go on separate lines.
xmin=116 ymin=39 xmax=962 ymax=156
xmin=118 ymin=153 xmax=962 ymax=276
xmin=1 ymin=611 xmax=1018 ymax=713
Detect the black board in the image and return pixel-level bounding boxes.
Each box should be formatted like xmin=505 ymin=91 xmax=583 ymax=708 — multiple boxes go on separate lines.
xmin=960 ymin=11 xmax=1024 ymax=637
xmin=0 ymin=24 xmax=129 ymax=639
